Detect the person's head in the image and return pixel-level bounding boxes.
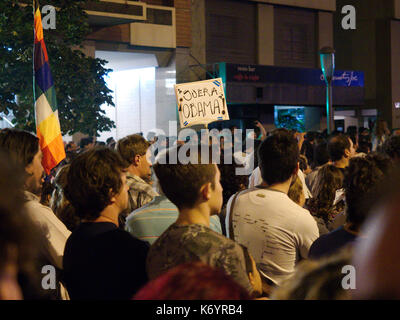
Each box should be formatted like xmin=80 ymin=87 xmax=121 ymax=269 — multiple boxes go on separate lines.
xmin=0 ymin=129 xmax=44 ymax=195
xmin=347 ymin=126 xmax=357 ymax=136
xmin=359 ymin=127 xmax=369 ymax=136
xmin=117 ymin=134 xmax=152 ymax=181
xmin=0 ymin=152 xmax=43 ymax=300
xmin=218 ymin=160 xmax=249 ymax=208
xmin=384 ymin=135 xmax=400 ymax=162
xmin=357 ymin=136 xmax=371 ymax=154
xmin=271 ymin=247 xmax=353 ymax=300
xmin=153 ymin=145 xmax=223 ymax=214
xmin=258 ymin=132 xmax=299 ymax=186
xmin=288 ymin=175 xmax=305 ymax=207
xmin=79 ymin=137 xmax=94 ymax=150
xmin=299 ymin=155 xmax=311 ymax=174
xmin=64 ymin=147 xmax=129 ymax=221
xmin=106 ymin=137 xmax=115 ymax=145
xmin=50 ymin=165 xmax=80 ymax=231
xmin=40 ymin=179 xmax=54 ymax=207
xmin=344 ymin=157 xmax=383 ymax=229
xmin=352 ymin=170 xmax=400 ymax=299
xmin=309 ymin=165 xmax=344 ymax=220
xmin=65 ymin=141 xmax=77 ymax=152
xmin=328 ymin=134 xmax=354 ymax=164
xmin=134 ymin=261 xmax=250 ymax=300
xmin=313 ymin=140 xmax=330 ymax=169
xmin=241 ymin=246 xmax=263 ymax=298
xmin=374 ymin=120 xmax=389 ymax=138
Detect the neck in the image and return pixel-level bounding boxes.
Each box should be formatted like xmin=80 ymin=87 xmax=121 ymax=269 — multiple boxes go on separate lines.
xmin=260 ymin=177 xmax=293 ymax=194
xmin=127 ymin=164 xmax=141 ymax=178
xmin=334 ymin=158 xmax=348 ymax=169
xmin=92 ymin=206 xmax=120 ymax=227
xmin=176 ymin=205 xmax=210 ymax=227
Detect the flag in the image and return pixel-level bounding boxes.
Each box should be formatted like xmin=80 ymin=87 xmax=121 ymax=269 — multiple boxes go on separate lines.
xmin=34 ymin=1 xmax=65 ymax=174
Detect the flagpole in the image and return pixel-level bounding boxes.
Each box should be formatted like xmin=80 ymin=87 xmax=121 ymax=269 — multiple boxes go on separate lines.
xmin=32 ymin=0 xmax=36 ymax=115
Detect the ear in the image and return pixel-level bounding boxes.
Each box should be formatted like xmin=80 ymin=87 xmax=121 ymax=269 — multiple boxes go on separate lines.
xmin=133 ymin=155 xmax=141 ymax=166
xmin=109 ymin=188 xmax=117 ymax=204
xmin=25 ymin=162 xmax=34 ymax=176
xmin=344 ymin=149 xmax=350 ymax=158
xmin=200 ymin=182 xmax=212 ymax=201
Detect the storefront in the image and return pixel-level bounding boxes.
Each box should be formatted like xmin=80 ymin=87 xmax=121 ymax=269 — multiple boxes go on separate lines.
xmin=211 ymin=62 xmax=365 ymax=132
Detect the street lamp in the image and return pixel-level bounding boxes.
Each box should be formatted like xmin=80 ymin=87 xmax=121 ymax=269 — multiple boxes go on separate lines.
xmin=319 ymin=47 xmax=335 ymax=134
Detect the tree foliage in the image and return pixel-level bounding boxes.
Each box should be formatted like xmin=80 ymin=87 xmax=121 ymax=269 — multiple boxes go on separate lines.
xmin=0 ymin=0 xmax=115 ymax=136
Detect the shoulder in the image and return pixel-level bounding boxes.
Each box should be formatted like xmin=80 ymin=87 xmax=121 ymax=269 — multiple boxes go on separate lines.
xmin=108 ymin=228 xmax=149 ymax=252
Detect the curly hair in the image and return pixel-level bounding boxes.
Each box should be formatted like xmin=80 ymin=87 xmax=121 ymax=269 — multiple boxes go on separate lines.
xmin=64 ymin=147 xmax=127 ymax=220
xmin=134 ymin=262 xmax=250 ymax=300
xmin=366 ymin=152 xmax=393 ymax=176
xmin=384 ymin=135 xmax=400 ymax=160
xmin=218 ymin=152 xmax=248 ymax=207
xmin=345 ymin=157 xmax=384 ymax=227
xmin=307 ymin=165 xmax=344 ymax=222
xmin=288 ymin=175 xmax=304 ymax=206
xmin=50 ymin=165 xmax=80 ymax=231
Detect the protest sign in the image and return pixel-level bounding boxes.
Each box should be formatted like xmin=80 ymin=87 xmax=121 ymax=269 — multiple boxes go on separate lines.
xmin=174 ymin=78 xmax=230 ymax=128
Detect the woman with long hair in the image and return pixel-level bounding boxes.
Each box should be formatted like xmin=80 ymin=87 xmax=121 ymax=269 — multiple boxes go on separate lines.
xmin=372 ymin=120 xmax=390 ymax=152
xmin=306 ymin=165 xmax=345 ymax=235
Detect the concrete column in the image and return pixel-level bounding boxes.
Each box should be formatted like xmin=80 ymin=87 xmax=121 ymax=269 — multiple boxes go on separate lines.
xmin=305 ymin=107 xmax=322 ymax=131
xmin=391 ymin=20 xmax=400 ymax=129
xmin=257 ymin=3 xmax=274 ymax=66
xmin=317 ymin=11 xmax=334 ymax=67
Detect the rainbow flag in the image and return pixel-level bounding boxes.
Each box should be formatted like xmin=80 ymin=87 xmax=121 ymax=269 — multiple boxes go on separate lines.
xmin=34 ymin=1 xmax=65 ymax=174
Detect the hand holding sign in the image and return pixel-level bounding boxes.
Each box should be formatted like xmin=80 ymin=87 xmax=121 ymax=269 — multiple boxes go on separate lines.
xmin=175 ymin=78 xmax=230 ymax=128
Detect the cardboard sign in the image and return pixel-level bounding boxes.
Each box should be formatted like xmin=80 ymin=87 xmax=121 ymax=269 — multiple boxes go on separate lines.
xmin=175 ymin=78 xmax=229 ymax=128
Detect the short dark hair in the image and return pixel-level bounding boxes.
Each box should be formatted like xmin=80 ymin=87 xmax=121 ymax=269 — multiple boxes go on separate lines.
xmin=117 ymin=134 xmax=151 ymax=167
xmin=313 ymin=141 xmax=330 ymax=168
xmin=384 ymin=135 xmax=400 ymax=160
xmin=258 ymin=132 xmax=299 ymax=185
xmin=328 ymin=134 xmax=351 ymax=162
xmin=64 ymin=147 xmax=127 ymax=220
xmin=344 ymin=157 xmax=383 ymax=227
xmin=79 ymin=137 xmax=94 ymax=149
xmin=0 ymin=128 xmax=39 ymax=169
xmin=153 ymin=145 xmax=216 ymax=209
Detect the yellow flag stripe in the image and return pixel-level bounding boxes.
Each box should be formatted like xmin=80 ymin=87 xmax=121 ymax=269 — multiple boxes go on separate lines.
xmin=37 ymin=112 xmax=63 ymax=148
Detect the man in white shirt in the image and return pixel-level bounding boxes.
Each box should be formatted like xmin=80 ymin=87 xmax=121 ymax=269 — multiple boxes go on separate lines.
xmin=226 ymin=131 xmax=319 ymax=286
xmin=248 ymin=166 xmax=312 ymax=200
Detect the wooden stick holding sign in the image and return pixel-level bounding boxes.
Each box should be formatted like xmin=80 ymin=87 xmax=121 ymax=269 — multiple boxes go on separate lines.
xmin=175 ymin=78 xmax=230 ymax=128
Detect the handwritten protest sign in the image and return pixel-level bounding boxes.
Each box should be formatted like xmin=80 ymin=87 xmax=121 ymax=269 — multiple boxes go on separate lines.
xmin=174 ymin=78 xmax=230 ymax=128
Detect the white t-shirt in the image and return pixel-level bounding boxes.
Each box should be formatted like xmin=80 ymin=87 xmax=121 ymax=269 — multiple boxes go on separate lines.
xmin=24 ymin=191 xmax=71 ymax=269
xmin=225 ymin=187 xmax=319 ymax=286
xmin=248 ymin=166 xmax=312 ymax=199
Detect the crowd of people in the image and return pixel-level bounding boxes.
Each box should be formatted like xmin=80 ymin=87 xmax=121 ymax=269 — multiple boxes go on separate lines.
xmin=1 ymin=120 xmax=400 ymax=300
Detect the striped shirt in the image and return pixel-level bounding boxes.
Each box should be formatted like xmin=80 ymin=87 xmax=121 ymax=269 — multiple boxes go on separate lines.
xmin=125 ymin=196 xmax=222 ymax=245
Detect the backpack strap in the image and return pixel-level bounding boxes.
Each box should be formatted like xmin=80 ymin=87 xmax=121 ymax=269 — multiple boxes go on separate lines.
xmin=228 ymin=191 xmax=241 ymax=241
